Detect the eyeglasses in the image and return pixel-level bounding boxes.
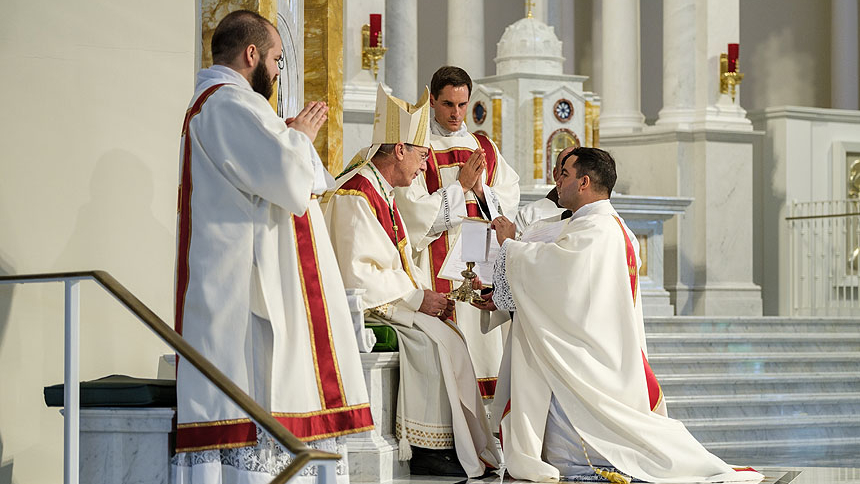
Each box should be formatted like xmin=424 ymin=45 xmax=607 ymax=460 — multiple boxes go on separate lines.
xmin=406 ymin=144 xmax=430 ymax=162
xmin=277 ymin=47 xmax=286 ymax=70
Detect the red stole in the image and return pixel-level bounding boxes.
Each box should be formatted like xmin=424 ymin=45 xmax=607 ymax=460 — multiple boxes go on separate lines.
xmin=174 ymin=85 xmax=374 ymax=451
xmin=425 ymin=133 xmax=497 ymax=293
xmin=338 ymin=174 xmax=417 ymax=286
xmin=613 ymin=216 xmax=663 ymax=412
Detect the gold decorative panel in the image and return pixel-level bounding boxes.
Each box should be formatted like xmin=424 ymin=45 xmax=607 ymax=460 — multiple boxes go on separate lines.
xmin=533 ymin=96 xmax=543 ymax=180
xmin=492 ymin=98 xmax=502 ymax=151
xmin=304 ymin=0 xmax=344 ymax=174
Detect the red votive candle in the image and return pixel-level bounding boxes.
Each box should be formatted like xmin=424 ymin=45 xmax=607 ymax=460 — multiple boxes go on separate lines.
xmin=727 ymin=43 xmax=739 ymax=72
xmin=369 ymin=14 xmax=381 ymax=47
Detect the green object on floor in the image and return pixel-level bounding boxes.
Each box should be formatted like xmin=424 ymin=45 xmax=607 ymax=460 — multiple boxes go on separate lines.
xmin=366 ymin=323 xmax=398 ymax=352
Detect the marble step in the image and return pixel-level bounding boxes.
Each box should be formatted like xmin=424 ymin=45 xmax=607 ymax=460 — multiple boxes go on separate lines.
xmin=681 ymin=414 xmax=860 ymax=444
xmin=701 ymin=436 xmax=860 ymax=467
xmin=646 ymin=332 xmax=860 ymax=353
xmin=664 ymin=392 xmax=860 ymax=420
xmin=644 ymin=316 xmax=860 ymax=334
xmin=657 ymin=372 xmax=860 ymax=395
xmin=648 ymin=352 xmax=860 ymax=374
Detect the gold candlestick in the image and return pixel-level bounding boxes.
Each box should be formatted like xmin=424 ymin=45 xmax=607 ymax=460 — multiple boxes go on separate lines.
xmin=719 ymin=53 xmax=745 ymax=103
xmin=361 ymin=25 xmax=387 ymax=79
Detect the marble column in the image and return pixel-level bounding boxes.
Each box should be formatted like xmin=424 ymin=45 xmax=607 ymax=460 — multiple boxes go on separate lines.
xmin=656 ymin=0 xmax=696 ymax=127
xmin=385 ymin=0 xmax=418 ymax=101
xmin=446 ymin=0 xmax=484 ymax=77
xmin=600 ymin=0 xmax=644 ymax=134
xmin=305 ymin=0 xmax=344 ymax=173
xmin=831 ymin=0 xmax=859 ymax=110
xmin=691 ymin=0 xmax=750 ymax=129
xmin=591 ymin=0 xmax=603 ymax=96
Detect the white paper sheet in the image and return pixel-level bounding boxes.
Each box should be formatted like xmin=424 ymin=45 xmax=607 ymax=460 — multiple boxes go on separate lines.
xmin=438 ymin=231 xmax=501 ymax=285
xmin=520 ymin=218 xmax=568 ymax=243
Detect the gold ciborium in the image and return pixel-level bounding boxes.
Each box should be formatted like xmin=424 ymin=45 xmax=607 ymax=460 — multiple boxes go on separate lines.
xmin=446 ymin=262 xmax=483 ymax=303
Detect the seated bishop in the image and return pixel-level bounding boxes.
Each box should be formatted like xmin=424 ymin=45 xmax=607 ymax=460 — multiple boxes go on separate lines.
xmin=479 ymin=147 xmax=763 ymax=483
xmin=322 ymin=85 xmax=500 ymax=478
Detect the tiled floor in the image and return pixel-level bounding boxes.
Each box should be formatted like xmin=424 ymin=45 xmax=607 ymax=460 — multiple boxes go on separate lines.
xmin=388 ymin=467 xmax=860 ymax=484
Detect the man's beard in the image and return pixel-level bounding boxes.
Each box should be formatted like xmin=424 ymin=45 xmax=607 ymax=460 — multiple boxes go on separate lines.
xmin=251 ymin=61 xmax=275 ymax=99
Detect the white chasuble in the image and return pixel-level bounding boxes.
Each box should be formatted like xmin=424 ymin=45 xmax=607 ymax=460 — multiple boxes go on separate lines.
xmin=323 ymin=164 xmax=501 ymax=477
xmin=174 ymin=66 xmax=371 ymax=456
xmin=494 ymin=200 xmax=762 ymax=483
xmin=394 ymin=132 xmax=520 ymax=399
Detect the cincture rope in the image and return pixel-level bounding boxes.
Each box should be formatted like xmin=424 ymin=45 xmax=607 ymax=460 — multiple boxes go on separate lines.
xmin=580 ymin=437 xmax=631 ymax=484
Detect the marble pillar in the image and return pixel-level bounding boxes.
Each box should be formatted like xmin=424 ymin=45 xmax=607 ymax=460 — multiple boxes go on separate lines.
xmin=305 ymin=0 xmax=344 ymax=174
xmin=656 ymin=0 xmax=696 ymax=127
xmin=691 ymin=0 xmax=750 ymax=130
xmin=600 ymin=0 xmax=645 ymax=134
xmin=446 ymin=0 xmax=484 ymax=77
xmin=385 ymin=0 xmax=418 ymax=101
xmin=831 ymin=0 xmax=859 ymax=110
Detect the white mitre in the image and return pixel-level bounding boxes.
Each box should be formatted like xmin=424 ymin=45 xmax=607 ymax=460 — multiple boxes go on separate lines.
xmin=360 ymin=83 xmax=431 ymax=162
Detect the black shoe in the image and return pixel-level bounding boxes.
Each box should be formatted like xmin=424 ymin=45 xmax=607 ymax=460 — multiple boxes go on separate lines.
xmin=409 ymin=446 xmax=467 ymax=477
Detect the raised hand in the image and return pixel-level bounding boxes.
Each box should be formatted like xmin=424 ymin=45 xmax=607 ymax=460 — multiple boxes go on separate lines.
xmin=286 ymin=101 xmax=329 ymax=142
xmin=458 ymin=147 xmax=486 ymax=195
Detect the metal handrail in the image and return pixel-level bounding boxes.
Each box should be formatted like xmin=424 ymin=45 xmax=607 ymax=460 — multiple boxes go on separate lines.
xmin=0 ymin=270 xmax=340 ymax=484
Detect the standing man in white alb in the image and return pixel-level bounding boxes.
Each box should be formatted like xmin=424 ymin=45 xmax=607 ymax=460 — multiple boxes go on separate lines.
xmin=394 ymin=66 xmax=520 ymax=404
xmin=171 ymin=10 xmax=371 ymax=483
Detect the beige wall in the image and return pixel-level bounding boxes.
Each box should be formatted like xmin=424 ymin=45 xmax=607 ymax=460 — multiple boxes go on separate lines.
xmin=0 ymin=0 xmax=195 ymax=481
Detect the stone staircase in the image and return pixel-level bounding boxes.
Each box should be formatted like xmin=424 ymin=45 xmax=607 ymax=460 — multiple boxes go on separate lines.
xmin=645 ymin=316 xmax=860 ymax=468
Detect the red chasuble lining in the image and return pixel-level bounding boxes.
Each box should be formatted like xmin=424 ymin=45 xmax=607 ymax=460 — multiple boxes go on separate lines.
xmin=613 ymin=216 xmax=663 ymax=411
xmin=175 ymin=83 xmax=225 ymax=338
xmin=292 ymin=212 xmax=347 ymax=410
xmin=425 ymin=133 xmax=498 ymax=295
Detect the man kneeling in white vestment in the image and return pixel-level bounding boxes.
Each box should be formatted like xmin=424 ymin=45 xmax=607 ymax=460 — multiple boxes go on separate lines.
xmin=323 ymin=85 xmax=501 ymax=477
xmin=476 ymin=147 xmax=762 ymax=483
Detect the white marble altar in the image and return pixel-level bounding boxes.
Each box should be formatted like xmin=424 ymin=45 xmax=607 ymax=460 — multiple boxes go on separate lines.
xmin=71 ymin=407 xmax=174 ymax=484
xmin=749 ymin=106 xmax=860 ymax=315
xmin=604 ymin=129 xmax=764 ymax=316
xmin=519 ymin=189 xmax=691 ymax=316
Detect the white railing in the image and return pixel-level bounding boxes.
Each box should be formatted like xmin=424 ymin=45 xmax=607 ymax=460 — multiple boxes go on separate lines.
xmin=788 ymin=200 xmax=860 ymax=316
xmin=0 ymin=271 xmax=339 ymax=484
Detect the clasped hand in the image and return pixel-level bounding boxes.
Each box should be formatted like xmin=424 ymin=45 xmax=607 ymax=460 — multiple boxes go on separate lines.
xmin=458 ymin=147 xmax=486 ymax=199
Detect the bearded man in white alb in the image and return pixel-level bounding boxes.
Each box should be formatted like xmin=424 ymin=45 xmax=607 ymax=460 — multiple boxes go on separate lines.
xmin=394 ymin=66 xmax=520 ymax=404
xmin=479 ymin=147 xmax=763 ymax=483
xmin=171 ymin=10 xmax=371 ymax=483
xmin=323 ymin=85 xmax=500 ymax=478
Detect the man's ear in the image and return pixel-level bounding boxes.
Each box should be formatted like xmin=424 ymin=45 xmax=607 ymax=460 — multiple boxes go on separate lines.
xmin=394 ymin=142 xmax=407 ymax=161
xmin=429 ymin=94 xmax=437 ymax=109
xmin=580 ymin=174 xmax=591 ymax=191
xmin=242 ymin=44 xmax=258 ymax=68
